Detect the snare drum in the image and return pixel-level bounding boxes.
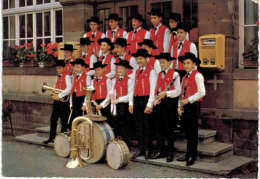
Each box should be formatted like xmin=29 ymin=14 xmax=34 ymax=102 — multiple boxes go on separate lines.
xmin=106 ymin=139 xmax=130 ymax=169
xmin=78 ymin=119 xmax=115 ymax=163
xmin=54 ymin=133 xmax=71 ymax=158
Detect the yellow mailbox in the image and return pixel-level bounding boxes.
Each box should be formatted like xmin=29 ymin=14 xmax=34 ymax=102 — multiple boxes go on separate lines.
xmin=58 ymin=41 xmax=81 ymax=60
xmin=199 ymin=34 xmax=225 ymax=70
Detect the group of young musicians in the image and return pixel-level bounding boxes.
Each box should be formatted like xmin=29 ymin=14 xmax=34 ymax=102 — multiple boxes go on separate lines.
xmin=43 ymin=8 xmax=206 ymax=167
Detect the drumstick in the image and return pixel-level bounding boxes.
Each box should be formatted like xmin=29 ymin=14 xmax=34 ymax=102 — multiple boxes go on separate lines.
xmin=67 ymin=109 xmax=73 ymax=125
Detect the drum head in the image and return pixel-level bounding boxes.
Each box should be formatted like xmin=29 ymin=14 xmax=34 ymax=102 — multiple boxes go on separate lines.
xmin=54 ymin=134 xmax=70 ymax=158
xmin=106 ymin=142 xmax=122 ymax=169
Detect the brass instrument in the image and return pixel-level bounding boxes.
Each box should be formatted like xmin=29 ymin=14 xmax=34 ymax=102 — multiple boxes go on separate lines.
xmin=42 ymin=85 xmax=69 ymax=102
xmin=66 ymin=86 xmax=107 ymax=168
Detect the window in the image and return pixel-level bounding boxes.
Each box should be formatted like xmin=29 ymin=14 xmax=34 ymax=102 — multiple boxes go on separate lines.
xmin=2 ymin=1 xmax=63 ymax=52
xmin=183 ymin=0 xmax=198 ymax=28
xmin=120 ymin=6 xmax=138 ymax=31
xmin=98 ymin=9 xmax=110 ymax=32
xmin=3 ymin=0 xmax=15 ymax=9
xmin=239 ymin=0 xmax=259 ymax=68
xmin=151 ymin=2 xmax=172 ymax=26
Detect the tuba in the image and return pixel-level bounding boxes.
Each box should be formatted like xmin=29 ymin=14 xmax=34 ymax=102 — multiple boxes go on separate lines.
xmin=42 ymin=85 xmax=69 ymax=102
xmin=66 ymin=86 xmax=114 ymax=168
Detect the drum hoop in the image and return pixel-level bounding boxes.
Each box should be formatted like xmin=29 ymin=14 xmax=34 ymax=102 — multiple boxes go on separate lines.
xmin=117 ymin=140 xmax=130 ymax=165
xmin=54 ymin=133 xmax=70 ymax=158
xmin=106 ymin=141 xmax=123 ymax=169
xmin=103 ymin=122 xmax=115 ymax=140
xmin=96 ymin=122 xmax=113 ymax=145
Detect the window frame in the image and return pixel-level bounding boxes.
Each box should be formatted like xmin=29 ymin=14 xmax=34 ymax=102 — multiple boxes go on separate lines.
xmin=238 ymin=0 xmax=258 ymax=69
xmin=2 ymin=0 xmax=63 ymax=49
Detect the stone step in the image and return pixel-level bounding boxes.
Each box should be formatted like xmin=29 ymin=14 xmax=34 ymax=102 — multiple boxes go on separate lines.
xmin=174 ymin=129 xmax=217 ymax=144
xmin=35 ymin=126 xmax=61 ymax=138
xmin=133 ymin=154 xmax=255 ymax=176
xmin=15 ymin=133 xmax=54 ymax=148
xmin=175 ymin=140 xmax=233 ymax=157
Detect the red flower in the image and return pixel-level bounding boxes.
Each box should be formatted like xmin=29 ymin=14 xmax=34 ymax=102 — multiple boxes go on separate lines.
xmin=52 ymin=43 xmax=58 ymax=49
xmin=20 ymin=45 xmax=25 ymax=49
xmin=27 ymin=46 xmax=31 ymax=50
xmin=12 ymin=45 xmax=18 ymax=49
xmin=256 ymin=21 xmax=259 ymax=26
xmin=40 ymin=43 xmax=46 ymax=48
xmin=47 ymin=43 xmax=52 ymax=48
xmin=26 ymin=53 xmax=35 ymax=58
xmin=24 ymin=43 xmax=27 ymax=46
xmin=53 ymin=51 xmax=58 ymax=58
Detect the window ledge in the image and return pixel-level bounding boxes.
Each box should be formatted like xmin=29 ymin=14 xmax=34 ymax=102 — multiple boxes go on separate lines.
xmin=3 ymin=92 xmax=53 ymax=104
xmin=3 ymin=67 xmax=56 ymax=76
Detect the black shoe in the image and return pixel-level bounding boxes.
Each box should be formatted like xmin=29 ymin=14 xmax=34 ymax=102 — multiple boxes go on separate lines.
xmin=176 ymin=155 xmax=188 ymax=162
xmin=151 ymin=151 xmax=165 ymax=159
xmin=166 ymin=152 xmax=174 ymax=162
xmin=186 ymin=156 xmax=196 ymax=166
xmin=144 ymin=150 xmax=150 ymax=160
xmin=131 ymin=148 xmax=143 ymax=159
xmin=43 ymin=139 xmax=54 ymax=144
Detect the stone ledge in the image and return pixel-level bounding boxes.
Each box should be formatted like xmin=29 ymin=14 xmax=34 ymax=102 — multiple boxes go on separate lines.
xmin=3 ymin=92 xmax=53 ymax=104
xmin=201 ymin=108 xmax=258 ymax=121
xmin=3 ymin=67 xmax=56 ymax=76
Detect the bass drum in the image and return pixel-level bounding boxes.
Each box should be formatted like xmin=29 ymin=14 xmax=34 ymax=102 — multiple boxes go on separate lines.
xmin=77 ymin=119 xmax=114 ymax=163
xmin=54 ymin=133 xmax=71 ymax=158
xmin=106 ymin=139 xmax=130 ymax=169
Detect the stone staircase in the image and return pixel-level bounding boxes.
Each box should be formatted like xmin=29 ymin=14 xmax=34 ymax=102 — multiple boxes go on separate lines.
xmin=15 ymin=126 xmax=256 ymax=176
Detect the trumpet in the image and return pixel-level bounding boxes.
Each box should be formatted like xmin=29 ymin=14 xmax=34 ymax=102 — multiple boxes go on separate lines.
xmin=154 ymin=78 xmax=176 ymax=106
xmin=42 ymin=85 xmax=69 ymax=102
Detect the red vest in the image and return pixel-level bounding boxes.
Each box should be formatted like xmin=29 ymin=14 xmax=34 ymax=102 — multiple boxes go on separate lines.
xmin=107 ymin=28 xmax=125 ymax=43
xmin=82 ymin=52 xmax=92 ymax=72
xmin=85 ymin=31 xmax=103 ymax=56
xmin=70 ymin=73 xmax=87 ymax=97
xmin=168 ymin=33 xmax=178 ymax=53
xmin=115 ymin=75 xmax=129 ymax=99
xmin=134 ymin=66 xmax=153 ymax=97
xmin=147 ymin=57 xmax=156 ymax=69
xmin=181 ymin=70 xmax=203 ymax=102
xmin=155 ymin=68 xmax=175 ymax=94
xmin=171 ymin=40 xmax=192 ymax=70
xmin=92 ymin=76 xmax=108 ymax=100
xmin=150 ymin=24 xmax=168 ymax=55
xmin=126 ymin=28 xmax=147 ymax=54
xmin=98 ymin=53 xmax=114 ymax=75
xmin=55 ymin=72 xmax=67 ymax=90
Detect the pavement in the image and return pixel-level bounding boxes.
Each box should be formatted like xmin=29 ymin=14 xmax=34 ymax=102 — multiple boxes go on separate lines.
xmin=1 ymin=130 xmax=258 ymax=178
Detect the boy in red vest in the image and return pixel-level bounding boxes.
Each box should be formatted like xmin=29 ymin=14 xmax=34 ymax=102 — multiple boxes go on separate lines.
xmin=98 ymin=38 xmax=116 ymax=79
xmin=114 ymin=38 xmax=138 ymax=71
xmin=110 ymin=59 xmax=134 ymax=145
xmin=150 ymin=53 xmax=181 ymax=162
xmin=80 ymin=37 xmax=97 ymax=76
xmin=88 ymin=61 xmax=112 ymax=124
xmin=148 ymin=8 xmax=171 ymax=55
xmin=68 ymin=58 xmax=89 ymax=130
xmin=138 ymin=39 xmax=161 ymax=74
xmin=105 ymin=13 xmax=127 ymax=43
xmin=129 ymin=49 xmax=158 ymax=159
xmin=84 ymin=16 xmax=105 ymax=56
xmin=169 ymin=23 xmax=197 ymax=71
xmin=60 ymin=44 xmax=77 ymax=75
xmin=43 ymin=60 xmax=72 ymax=144
xmin=176 ymin=52 xmax=205 ymax=166
xmin=126 ymin=13 xmax=149 ymax=54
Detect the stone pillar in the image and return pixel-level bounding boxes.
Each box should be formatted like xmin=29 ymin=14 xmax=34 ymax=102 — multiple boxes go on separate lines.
xmin=59 ymin=0 xmax=94 ymax=41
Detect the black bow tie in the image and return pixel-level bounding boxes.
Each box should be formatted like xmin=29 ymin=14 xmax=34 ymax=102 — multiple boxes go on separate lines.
xmin=134 ymin=29 xmax=137 ymax=34
xmin=76 ymin=74 xmax=80 ymax=79
xmin=162 ymin=71 xmax=166 ymax=75
xmin=119 ymin=77 xmax=123 ymax=82
xmin=112 ymin=31 xmax=116 ymax=37
xmin=58 ymin=74 xmax=62 ymax=77
xmin=92 ymin=32 xmax=95 ymax=38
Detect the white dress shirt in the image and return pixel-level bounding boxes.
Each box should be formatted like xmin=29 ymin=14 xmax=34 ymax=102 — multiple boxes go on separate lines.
xmin=105 ymin=26 xmax=128 ymax=41
xmin=129 ymin=67 xmax=158 ymax=108
xmin=81 ymin=52 xmax=97 ymax=76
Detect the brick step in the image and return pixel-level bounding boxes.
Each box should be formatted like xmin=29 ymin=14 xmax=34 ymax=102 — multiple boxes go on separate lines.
xmin=174 ymin=129 xmax=217 ymax=144
xmin=133 ymin=154 xmax=255 ymax=176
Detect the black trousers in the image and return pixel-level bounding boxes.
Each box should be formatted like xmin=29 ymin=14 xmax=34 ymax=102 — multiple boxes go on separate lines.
xmin=95 ymin=99 xmax=113 ymax=128
xmin=133 ymin=96 xmax=151 ymax=151
xmin=153 ymin=97 xmax=178 ymax=153
xmin=182 ymin=102 xmax=200 ymax=158
xmin=112 ymin=102 xmax=131 ymax=144
xmin=69 ymin=92 xmax=85 ymax=130
xmin=48 ymin=100 xmax=70 ymax=140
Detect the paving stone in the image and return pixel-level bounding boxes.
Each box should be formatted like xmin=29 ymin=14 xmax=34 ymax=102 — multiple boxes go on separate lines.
xmin=15 ymin=133 xmax=54 ymax=148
